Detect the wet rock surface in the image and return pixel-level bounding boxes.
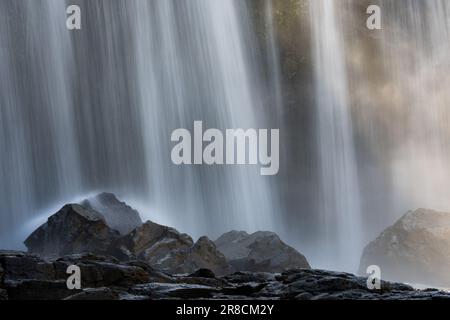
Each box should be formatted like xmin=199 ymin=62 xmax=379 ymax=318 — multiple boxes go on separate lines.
xmin=359 ymin=208 xmax=450 ymax=287
xmin=80 ymin=193 xmax=142 ymax=235
xmin=215 ymin=231 xmax=311 ymax=272
xmin=1 ymin=251 xmax=450 ymax=300
xmin=24 ymin=204 xmax=120 ymax=257
xmin=24 ymin=196 xmax=234 ymax=276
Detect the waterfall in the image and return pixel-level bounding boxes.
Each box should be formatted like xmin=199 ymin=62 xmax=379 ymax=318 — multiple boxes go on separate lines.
xmin=0 ymin=0 xmax=275 ymax=247
xmin=131 ymin=0 xmax=275 ymax=236
xmin=0 ymin=1 xmax=82 ymax=246
xmin=310 ymin=0 xmax=362 ymax=272
xmin=377 ymin=1 xmax=450 ymax=215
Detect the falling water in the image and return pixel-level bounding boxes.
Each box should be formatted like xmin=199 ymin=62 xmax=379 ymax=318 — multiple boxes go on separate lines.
xmin=131 ymin=0 xmax=275 ymax=236
xmin=310 ymin=0 xmax=362 ymax=272
xmin=0 ymin=0 xmax=275 ymax=247
xmin=0 ymin=1 xmax=82 ymax=246
xmin=377 ymin=1 xmax=450 ymax=215
xmin=2 ymin=0 xmax=450 ymax=274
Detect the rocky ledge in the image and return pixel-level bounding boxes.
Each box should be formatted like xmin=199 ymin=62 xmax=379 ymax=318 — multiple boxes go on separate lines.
xmin=1 ymin=251 xmax=450 ymax=300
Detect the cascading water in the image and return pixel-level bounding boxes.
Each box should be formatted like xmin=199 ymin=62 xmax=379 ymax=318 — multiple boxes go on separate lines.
xmin=0 ymin=0 xmax=275 ymax=247
xmin=2 ymin=0 xmax=450 ymax=275
xmin=309 ymin=0 xmax=362 ymax=272
xmin=377 ymin=0 xmax=450 ymax=215
xmin=130 ymin=0 xmax=275 ymax=236
xmin=0 ymin=1 xmax=82 ymax=246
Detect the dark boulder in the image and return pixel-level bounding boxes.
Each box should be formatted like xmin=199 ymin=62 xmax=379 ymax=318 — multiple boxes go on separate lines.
xmin=80 ymin=193 xmax=142 ymax=235
xmin=215 ymin=231 xmax=310 ymax=272
xmin=115 ymin=222 xmax=231 ymax=275
xmin=359 ymin=209 xmax=450 ymax=287
xmin=24 ymin=204 xmax=119 ymax=257
xmin=114 ymin=220 xmax=193 ymax=264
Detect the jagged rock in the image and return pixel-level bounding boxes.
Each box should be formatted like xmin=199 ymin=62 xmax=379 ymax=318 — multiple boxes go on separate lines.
xmin=114 ymin=222 xmax=230 ymax=275
xmin=215 ymin=231 xmax=310 ymax=272
xmin=179 ymin=237 xmax=231 ymax=275
xmin=24 ymin=204 xmax=120 ymax=257
xmin=359 ymin=209 xmax=450 ymax=287
xmin=81 ymin=193 xmax=142 ymax=235
xmin=114 ymin=220 xmax=193 ymax=264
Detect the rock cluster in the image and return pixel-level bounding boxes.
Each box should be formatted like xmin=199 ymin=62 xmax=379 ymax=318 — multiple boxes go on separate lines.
xmin=3 ymin=196 xmax=450 ymax=300
xmin=359 ymin=209 xmax=450 ymax=287
xmin=24 ymin=193 xmax=308 ymax=276
xmin=1 ymin=251 xmax=449 ymax=300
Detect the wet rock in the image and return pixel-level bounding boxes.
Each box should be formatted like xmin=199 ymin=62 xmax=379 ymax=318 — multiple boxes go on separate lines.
xmin=0 ymin=250 xmax=56 ymax=281
xmin=215 ymin=231 xmax=310 ymax=272
xmin=24 ymin=204 xmax=120 ymax=257
xmin=359 ymin=208 xmax=450 ymax=287
xmin=53 ymin=254 xmax=151 ymax=288
xmin=64 ymin=287 xmax=121 ymax=300
xmin=114 ymin=220 xmax=193 ymax=265
xmin=4 ymin=279 xmax=76 ymax=300
xmin=115 ymin=222 xmax=231 ymax=275
xmin=131 ymin=283 xmax=220 ymax=299
xmin=180 ymin=237 xmax=231 ymax=275
xmin=2 ymin=251 xmax=450 ymax=300
xmin=81 ymin=193 xmax=142 ymax=235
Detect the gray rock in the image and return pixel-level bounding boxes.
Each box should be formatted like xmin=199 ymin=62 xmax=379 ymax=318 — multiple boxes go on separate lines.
xmin=81 ymin=193 xmax=142 ymax=235
xmin=24 ymin=204 xmax=120 ymax=257
xmin=114 ymin=220 xmax=193 ymax=264
xmin=180 ymin=237 xmax=231 ymax=275
xmin=115 ymin=222 xmax=231 ymax=275
xmin=359 ymin=208 xmax=450 ymax=287
xmin=215 ymin=230 xmax=310 ymax=272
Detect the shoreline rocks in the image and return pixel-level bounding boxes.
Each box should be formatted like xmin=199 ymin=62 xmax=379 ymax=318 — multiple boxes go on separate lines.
xmin=1 ymin=250 xmax=450 ymax=300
